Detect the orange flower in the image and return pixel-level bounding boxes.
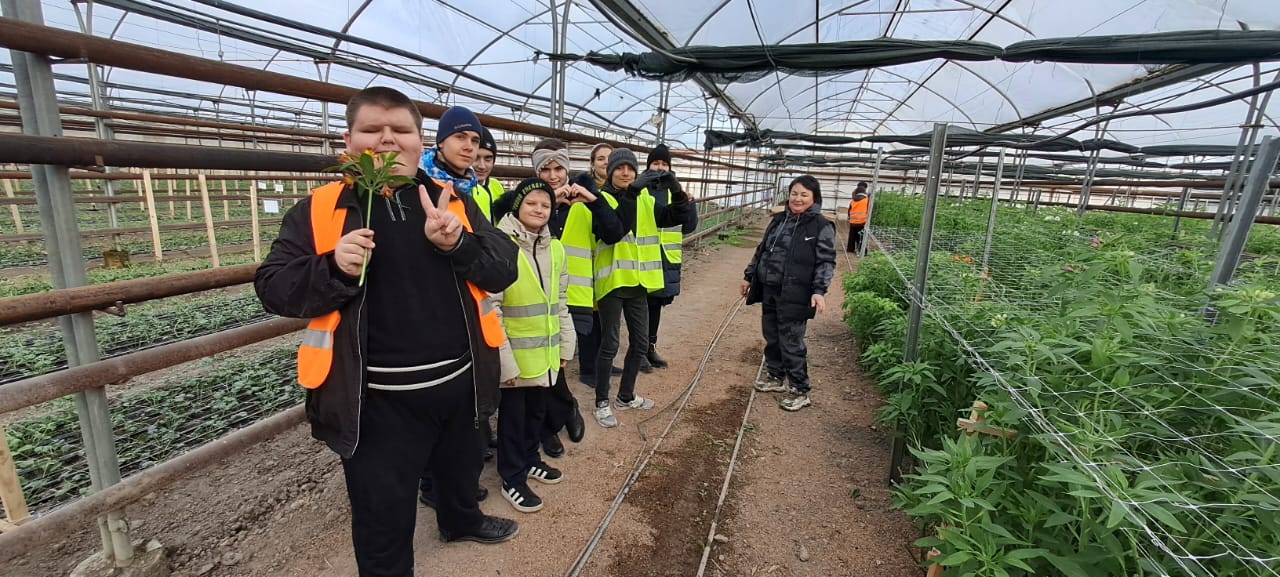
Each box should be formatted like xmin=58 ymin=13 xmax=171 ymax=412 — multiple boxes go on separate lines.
xmin=378 ymin=185 xmax=394 ymax=199
xmin=343 ymin=174 xmax=356 ymax=186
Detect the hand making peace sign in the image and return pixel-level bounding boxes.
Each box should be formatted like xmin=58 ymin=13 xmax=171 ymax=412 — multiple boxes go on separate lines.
xmin=420 ymin=183 xmax=463 ymax=251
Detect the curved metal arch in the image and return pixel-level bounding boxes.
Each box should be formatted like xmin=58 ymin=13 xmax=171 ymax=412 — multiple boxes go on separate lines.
xmin=774 ymin=0 xmax=876 ymax=45
xmin=946 ymin=60 xmax=1022 ymax=118
xmin=767 ymin=78 xmax=903 ymax=120
xmin=446 ymin=7 xmax=556 ymax=94
xmin=327 ymin=0 xmax=374 ymax=70
xmin=681 ymin=0 xmax=735 ymax=47
xmin=866 ymin=66 xmax=981 ymax=130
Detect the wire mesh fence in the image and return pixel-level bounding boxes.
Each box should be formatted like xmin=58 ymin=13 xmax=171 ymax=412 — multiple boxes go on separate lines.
xmin=850 ymin=193 xmax=1280 ymax=577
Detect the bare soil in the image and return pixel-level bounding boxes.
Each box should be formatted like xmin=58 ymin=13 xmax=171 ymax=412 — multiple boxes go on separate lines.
xmin=3 ymin=216 xmax=921 ymax=577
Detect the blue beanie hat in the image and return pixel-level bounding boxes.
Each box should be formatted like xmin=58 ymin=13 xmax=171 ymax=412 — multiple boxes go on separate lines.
xmin=437 ymin=106 xmax=483 ymax=144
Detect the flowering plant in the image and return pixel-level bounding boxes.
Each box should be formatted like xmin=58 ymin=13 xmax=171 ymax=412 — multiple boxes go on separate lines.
xmin=325 ymin=150 xmax=415 ymax=285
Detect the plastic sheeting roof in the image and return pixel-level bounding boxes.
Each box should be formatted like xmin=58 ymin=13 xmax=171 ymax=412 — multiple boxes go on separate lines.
xmin=4 ymin=0 xmax=1280 ymax=155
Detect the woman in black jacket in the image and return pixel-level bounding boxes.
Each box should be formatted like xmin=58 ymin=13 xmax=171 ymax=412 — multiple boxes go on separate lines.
xmin=740 ymin=175 xmax=836 ymax=411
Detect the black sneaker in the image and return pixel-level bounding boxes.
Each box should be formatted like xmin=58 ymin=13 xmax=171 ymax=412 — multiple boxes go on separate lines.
xmin=542 ymin=434 xmax=565 ymax=458
xmin=439 ymin=515 xmax=519 ymax=544
xmin=528 ymin=463 xmax=564 ymax=485
xmin=566 ymin=398 xmax=586 ymax=443
xmin=501 ymin=482 xmax=543 ymax=513
xmin=638 ymin=356 xmax=654 ymax=373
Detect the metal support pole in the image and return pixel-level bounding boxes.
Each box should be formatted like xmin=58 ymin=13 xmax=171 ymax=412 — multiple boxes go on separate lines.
xmin=1076 ymin=117 xmax=1112 ymax=216
xmin=890 ymin=123 xmax=948 ymax=485
xmin=1208 ymin=136 xmax=1280 ymax=291
xmin=859 ymin=148 xmax=882 ymax=258
xmin=71 ymin=3 xmax=120 ymax=245
xmin=2 ymin=0 xmax=131 ymax=565
xmin=1171 ymin=186 xmax=1192 ymax=240
xmin=969 ymin=156 xmax=983 ymax=202
xmin=1210 ymin=67 xmax=1277 ymax=238
xmin=1010 ymin=149 xmax=1027 ymax=204
xmin=980 ymin=150 xmax=1005 ymax=275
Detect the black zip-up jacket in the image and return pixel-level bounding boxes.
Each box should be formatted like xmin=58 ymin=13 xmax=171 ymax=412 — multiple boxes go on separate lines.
xmin=254 ymin=170 xmax=518 ymax=459
xmin=744 ymin=205 xmax=836 ymax=322
xmin=598 ymin=179 xmax=693 ymax=242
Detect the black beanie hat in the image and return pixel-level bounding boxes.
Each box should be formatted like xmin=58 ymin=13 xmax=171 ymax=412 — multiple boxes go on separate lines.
xmin=789 ymin=175 xmax=822 ymax=206
xmin=511 ymin=178 xmax=555 ymax=219
xmin=479 ymin=126 xmax=497 ymax=156
xmin=436 ymin=106 xmax=482 ymax=145
xmin=646 ymin=144 xmax=672 ymax=168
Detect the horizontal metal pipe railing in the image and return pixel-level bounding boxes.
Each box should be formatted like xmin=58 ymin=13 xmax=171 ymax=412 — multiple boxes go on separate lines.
xmin=0 ymin=217 xmax=283 ymax=245
xmin=0 ymin=317 xmax=306 ymax=415
xmin=0 ymin=264 xmax=256 ymax=326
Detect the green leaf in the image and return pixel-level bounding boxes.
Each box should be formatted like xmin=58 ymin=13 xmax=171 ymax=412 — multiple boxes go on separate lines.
xmin=1045 ymin=554 xmax=1091 ymax=577
xmin=1044 ymin=512 xmax=1077 ymax=528
xmin=937 ymin=550 xmax=974 ymax=567
xmin=1106 ymin=500 xmax=1127 ymax=529
xmin=1138 ymin=502 xmax=1187 ymax=533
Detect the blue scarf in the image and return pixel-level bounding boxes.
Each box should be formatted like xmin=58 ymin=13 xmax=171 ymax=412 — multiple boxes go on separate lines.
xmin=420 ymin=147 xmax=477 ymax=197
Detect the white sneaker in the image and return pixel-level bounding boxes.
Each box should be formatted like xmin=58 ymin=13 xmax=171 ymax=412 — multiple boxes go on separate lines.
xmin=753 ymin=373 xmax=788 ymax=392
xmin=614 ymin=396 xmax=655 ymax=410
xmin=594 ymin=401 xmax=618 ymax=428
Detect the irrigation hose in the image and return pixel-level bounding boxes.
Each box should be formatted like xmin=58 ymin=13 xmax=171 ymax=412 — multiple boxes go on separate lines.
xmin=693 ymin=355 xmax=766 ymax=577
xmin=562 ymin=296 xmax=747 ymax=577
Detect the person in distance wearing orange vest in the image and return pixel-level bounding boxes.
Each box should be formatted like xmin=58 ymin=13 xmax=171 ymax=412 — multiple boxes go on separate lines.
xmin=847 ymin=181 xmax=870 ymax=253
xmin=254 ymin=88 xmax=520 ymax=577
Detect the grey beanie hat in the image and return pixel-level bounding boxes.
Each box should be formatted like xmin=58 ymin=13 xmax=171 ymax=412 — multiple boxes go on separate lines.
xmin=607 ymin=147 xmax=639 ymax=179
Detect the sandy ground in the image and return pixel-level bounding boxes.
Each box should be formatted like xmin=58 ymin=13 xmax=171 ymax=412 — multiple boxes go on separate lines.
xmin=3 ymin=216 xmax=921 ymax=577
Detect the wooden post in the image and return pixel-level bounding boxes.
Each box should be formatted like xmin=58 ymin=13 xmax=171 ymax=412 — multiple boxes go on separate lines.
xmin=185 ymin=180 xmax=193 ymax=220
xmin=135 ymin=180 xmax=145 ymax=211
xmin=140 ymin=170 xmax=164 ymax=262
xmin=1 ymin=178 xmax=22 ymax=234
xmin=0 ymin=425 xmax=29 ymax=531
xmin=249 ymin=180 xmax=261 ymax=262
xmin=220 ymin=180 xmax=230 ymax=221
xmin=956 ymin=401 xmax=1018 ymax=439
xmin=197 ymin=175 xmax=220 ymax=268
xmin=164 ymin=176 xmax=175 ymax=218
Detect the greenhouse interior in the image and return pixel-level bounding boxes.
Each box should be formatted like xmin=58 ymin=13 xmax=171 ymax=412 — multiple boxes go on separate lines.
xmin=0 ymin=0 xmax=1278 ymax=576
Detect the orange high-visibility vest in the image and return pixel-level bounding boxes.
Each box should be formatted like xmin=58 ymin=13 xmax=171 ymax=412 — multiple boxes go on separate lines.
xmin=436 ymin=181 xmax=506 ymax=348
xmin=297 ymin=183 xmax=347 ymax=389
xmin=848 ymin=196 xmax=869 ymax=225
xmin=296 ymin=182 xmax=505 ymax=389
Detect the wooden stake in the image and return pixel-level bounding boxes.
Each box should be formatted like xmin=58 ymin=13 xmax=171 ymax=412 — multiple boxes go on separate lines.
xmin=185 ymin=180 xmax=193 ymax=220
xmin=164 ymin=176 xmax=175 ymax=218
xmin=1 ymin=178 xmax=22 ymax=234
xmin=220 ymin=180 xmax=230 ymax=221
xmin=0 ymin=425 xmax=31 ymax=529
xmin=249 ymin=180 xmax=261 ymax=262
xmin=956 ymin=401 xmax=1018 ymax=439
xmin=197 ymin=175 xmax=220 ymax=268
xmin=135 ymin=180 xmax=145 ymax=211
xmin=140 ymin=170 xmax=164 ymax=262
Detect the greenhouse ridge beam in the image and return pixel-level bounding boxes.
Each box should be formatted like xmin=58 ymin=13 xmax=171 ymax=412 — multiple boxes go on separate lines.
xmin=591 ymin=0 xmax=759 ymax=133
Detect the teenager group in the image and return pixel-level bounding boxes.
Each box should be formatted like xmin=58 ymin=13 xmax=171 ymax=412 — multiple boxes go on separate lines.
xmin=255 ymin=87 xmax=712 ymax=577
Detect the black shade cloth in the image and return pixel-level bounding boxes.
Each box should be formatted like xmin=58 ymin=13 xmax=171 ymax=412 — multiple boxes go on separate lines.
xmin=546 ymin=39 xmax=1003 ymax=83
xmin=1002 ymin=30 xmax=1280 ymax=65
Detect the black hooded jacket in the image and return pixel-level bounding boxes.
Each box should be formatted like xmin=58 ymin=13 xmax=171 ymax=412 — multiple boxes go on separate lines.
xmin=254 ymin=170 xmax=518 ymax=459
xmin=743 ymin=204 xmax=836 ymax=322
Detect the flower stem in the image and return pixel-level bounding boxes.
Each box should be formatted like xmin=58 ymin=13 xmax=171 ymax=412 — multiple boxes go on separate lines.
xmin=358 ymin=188 xmax=373 ymax=286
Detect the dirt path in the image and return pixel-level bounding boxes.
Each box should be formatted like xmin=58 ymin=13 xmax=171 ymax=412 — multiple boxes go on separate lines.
xmin=3 ymin=216 xmax=919 ymax=577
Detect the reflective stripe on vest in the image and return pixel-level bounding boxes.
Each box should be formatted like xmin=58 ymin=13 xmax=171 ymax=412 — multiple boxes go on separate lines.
xmin=848 ymin=196 xmax=869 ymax=225
xmin=439 ymin=181 xmax=507 ymax=348
xmin=560 ymin=202 xmax=596 ymax=308
xmin=659 ymin=191 xmax=684 ymax=264
xmin=594 ymin=189 xmax=665 ymax=296
xmin=297 ymin=182 xmax=347 ymax=389
xmin=503 ymin=240 xmax=564 ymax=379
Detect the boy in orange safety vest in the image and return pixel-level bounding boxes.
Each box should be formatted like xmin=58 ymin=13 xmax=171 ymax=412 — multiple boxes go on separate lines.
xmin=847 ymin=181 xmax=870 ymax=253
xmin=255 ymin=88 xmax=520 ymax=577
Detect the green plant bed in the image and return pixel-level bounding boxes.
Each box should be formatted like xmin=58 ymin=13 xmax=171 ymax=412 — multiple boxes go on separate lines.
xmin=0 ymin=290 xmax=269 ymax=383
xmin=7 ymin=346 xmax=301 ymax=511
xmin=845 ymin=201 xmax=1280 ymax=576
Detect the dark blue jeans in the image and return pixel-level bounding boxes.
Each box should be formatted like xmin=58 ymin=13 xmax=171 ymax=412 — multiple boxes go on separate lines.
xmin=595 ymin=285 xmax=649 ymax=405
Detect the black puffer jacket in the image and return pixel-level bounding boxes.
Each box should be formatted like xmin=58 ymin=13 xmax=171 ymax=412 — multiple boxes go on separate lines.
xmin=254 ymin=171 xmax=518 ymax=459
xmin=744 ymin=204 xmax=836 ymax=322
